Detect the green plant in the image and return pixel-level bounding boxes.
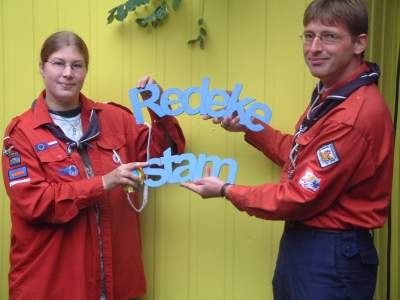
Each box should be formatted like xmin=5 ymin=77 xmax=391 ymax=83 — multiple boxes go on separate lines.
xmin=187 ymin=18 xmax=207 ymax=49
xmin=107 ymin=0 xmax=181 ymax=27
xmin=107 ymin=0 xmax=207 ymax=48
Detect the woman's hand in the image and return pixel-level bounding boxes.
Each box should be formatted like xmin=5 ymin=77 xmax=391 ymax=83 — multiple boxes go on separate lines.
xmin=102 ymin=162 xmax=148 ymax=191
xmin=136 ymin=76 xmax=163 ymax=101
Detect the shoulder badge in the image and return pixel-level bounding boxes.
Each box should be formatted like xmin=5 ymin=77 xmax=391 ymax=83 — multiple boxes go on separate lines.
xmin=317 ymin=143 xmax=339 ymax=168
xmin=298 ymin=168 xmax=321 ymax=192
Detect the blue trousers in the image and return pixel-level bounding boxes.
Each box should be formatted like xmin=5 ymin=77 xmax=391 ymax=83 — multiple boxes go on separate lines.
xmin=273 ymin=225 xmax=378 ymax=300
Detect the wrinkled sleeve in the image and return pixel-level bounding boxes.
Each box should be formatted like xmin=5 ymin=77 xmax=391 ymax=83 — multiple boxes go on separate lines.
xmin=133 ymin=109 xmax=185 ymax=161
xmin=228 ymin=122 xmax=375 ymax=221
xmin=2 ymin=126 xmax=104 ymax=224
xmin=244 ymin=123 xmax=293 ymax=167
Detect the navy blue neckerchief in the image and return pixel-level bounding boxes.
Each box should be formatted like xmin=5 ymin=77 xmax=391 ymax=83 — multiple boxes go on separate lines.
xmin=31 ymin=99 xmax=101 ymax=154
xmin=287 ymin=62 xmax=380 ymax=179
xmin=303 ymin=62 xmax=380 ymax=129
xmin=45 ymin=109 xmax=101 ymax=154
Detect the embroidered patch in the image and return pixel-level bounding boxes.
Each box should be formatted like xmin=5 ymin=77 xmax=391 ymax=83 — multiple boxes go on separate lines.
xmin=9 ymin=178 xmax=31 ymax=187
xmin=3 ymin=136 xmax=17 ymax=157
xmin=9 ymin=154 xmax=21 ymax=167
xmin=35 ymin=141 xmax=58 ymax=152
xmin=317 ymin=143 xmax=339 ymax=168
xmin=298 ymin=169 xmax=321 ymax=192
xmin=8 ymin=166 xmax=28 ymax=180
xmin=59 ymin=165 xmax=79 ymax=177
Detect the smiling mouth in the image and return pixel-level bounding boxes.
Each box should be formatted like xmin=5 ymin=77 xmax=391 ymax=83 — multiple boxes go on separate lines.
xmin=308 ymin=58 xmax=329 ymax=66
xmin=59 ymin=83 xmax=76 ymax=88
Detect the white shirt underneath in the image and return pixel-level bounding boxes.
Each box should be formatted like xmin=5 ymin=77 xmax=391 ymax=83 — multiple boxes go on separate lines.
xmin=50 ymin=113 xmax=83 ymax=142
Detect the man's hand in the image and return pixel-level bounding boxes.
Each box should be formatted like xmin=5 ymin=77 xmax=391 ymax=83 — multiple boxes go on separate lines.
xmin=203 ymin=114 xmax=246 ymax=132
xmin=201 ymin=89 xmax=247 ymax=132
xmin=181 ymin=166 xmax=227 ymax=198
xmin=181 ymin=176 xmax=226 ymax=198
xmin=102 ymin=162 xmax=148 ymax=191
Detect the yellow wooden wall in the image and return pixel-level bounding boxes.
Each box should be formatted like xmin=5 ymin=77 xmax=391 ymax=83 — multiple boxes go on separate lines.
xmin=365 ymin=0 xmax=400 ymax=299
xmin=0 ymin=1 xmax=398 ymax=300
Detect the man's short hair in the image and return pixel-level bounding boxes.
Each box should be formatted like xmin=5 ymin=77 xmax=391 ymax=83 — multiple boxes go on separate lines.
xmin=303 ymin=0 xmax=368 ymax=36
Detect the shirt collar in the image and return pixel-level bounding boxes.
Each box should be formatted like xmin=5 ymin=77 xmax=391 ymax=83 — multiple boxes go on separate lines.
xmin=320 ymin=62 xmax=369 ymax=100
xmin=32 ymin=90 xmax=102 ymax=128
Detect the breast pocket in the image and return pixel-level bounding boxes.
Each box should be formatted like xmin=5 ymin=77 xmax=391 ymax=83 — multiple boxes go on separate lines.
xmin=37 ymin=146 xmax=81 ymax=181
xmin=94 ymin=134 xmax=127 ymax=174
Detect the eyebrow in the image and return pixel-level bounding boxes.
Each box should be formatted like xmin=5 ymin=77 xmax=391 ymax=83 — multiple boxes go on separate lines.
xmin=49 ymin=57 xmax=84 ymax=63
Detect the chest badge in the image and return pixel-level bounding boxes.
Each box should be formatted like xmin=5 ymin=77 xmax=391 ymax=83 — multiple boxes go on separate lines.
xmin=9 ymin=154 xmax=22 ymax=167
xmin=8 ymin=166 xmax=28 ymax=180
xmin=317 ymin=143 xmax=339 ymax=168
xmin=59 ymin=164 xmax=79 ymax=177
xmin=35 ymin=141 xmax=59 ymax=152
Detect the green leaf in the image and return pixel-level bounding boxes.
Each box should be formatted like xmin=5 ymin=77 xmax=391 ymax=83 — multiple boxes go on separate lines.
xmin=126 ymin=0 xmax=150 ymax=11
xmin=107 ymin=14 xmax=115 ymax=24
xmin=199 ymin=37 xmax=205 ymax=49
xmin=136 ymin=18 xmax=148 ymax=27
xmin=187 ymin=39 xmax=197 ymax=45
xmin=126 ymin=0 xmax=137 ymax=11
xmin=115 ymin=5 xmax=128 ymax=21
xmin=108 ymin=6 xmax=118 ymax=14
xmin=200 ymin=27 xmax=207 ymax=37
xmin=172 ymin=0 xmax=181 ymax=11
xmin=107 ymin=7 xmax=118 ymax=24
xmin=198 ymin=18 xmax=204 ymax=25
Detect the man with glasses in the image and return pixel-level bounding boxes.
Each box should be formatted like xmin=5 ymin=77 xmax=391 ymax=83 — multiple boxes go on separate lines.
xmin=182 ymin=0 xmax=394 ymax=299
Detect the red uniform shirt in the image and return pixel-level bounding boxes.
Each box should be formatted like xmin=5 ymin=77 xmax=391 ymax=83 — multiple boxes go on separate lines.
xmin=227 ymin=65 xmax=394 ymax=229
xmin=2 ymin=91 xmax=185 ymax=300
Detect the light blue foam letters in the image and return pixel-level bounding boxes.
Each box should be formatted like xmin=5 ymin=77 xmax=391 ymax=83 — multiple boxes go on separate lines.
xmin=142 ymin=148 xmax=237 ymax=188
xmin=129 ymin=83 xmax=163 ymax=124
xmin=129 ymin=77 xmax=272 ymax=132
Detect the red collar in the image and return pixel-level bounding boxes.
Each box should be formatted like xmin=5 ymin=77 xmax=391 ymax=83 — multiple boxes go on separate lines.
xmin=32 ymin=90 xmax=102 ymax=128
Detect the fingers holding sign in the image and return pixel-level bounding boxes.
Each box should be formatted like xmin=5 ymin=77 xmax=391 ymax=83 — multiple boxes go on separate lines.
xmin=102 ymin=162 xmax=149 ymax=191
xmin=136 ymin=76 xmax=164 ymax=100
xmin=180 ymin=167 xmax=226 ymax=199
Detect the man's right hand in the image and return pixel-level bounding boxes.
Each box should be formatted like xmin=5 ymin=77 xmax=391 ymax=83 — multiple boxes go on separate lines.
xmin=202 ymin=114 xmax=247 ymax=132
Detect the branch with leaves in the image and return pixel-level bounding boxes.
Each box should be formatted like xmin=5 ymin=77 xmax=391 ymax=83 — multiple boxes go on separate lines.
xmin=187 ymin=18 xmax=207 ymax=49
xmin=107 ymin=0 xmax=207 ymax=48
xmin=107 ymin=0 xmax=181 ymax=27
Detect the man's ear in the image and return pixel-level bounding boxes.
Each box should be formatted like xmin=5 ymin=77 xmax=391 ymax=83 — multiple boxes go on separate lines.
xmin=354 ymin=34 xmax=368 ymax=55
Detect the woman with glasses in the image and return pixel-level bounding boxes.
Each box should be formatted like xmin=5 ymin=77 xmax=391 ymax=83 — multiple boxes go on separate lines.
xmin=2 ymin=31 xmax=185 ymax=300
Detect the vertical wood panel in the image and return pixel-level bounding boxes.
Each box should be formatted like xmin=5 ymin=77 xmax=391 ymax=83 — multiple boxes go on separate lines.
xmin=0 ymin=0 xmax=8 ymax=298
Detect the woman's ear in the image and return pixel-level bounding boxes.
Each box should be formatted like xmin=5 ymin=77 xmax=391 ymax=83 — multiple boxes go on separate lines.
xmin=39 ymin=62 xmax=45 ymax=78
xmin=354 ymin=34 xmax=368 ymax=55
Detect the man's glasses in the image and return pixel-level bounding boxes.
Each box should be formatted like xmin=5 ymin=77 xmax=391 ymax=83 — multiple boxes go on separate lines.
xmin=299 ymin=31 xmax=351 ymax=45
xmin=46 ymin=60 xmax=86 ymax=73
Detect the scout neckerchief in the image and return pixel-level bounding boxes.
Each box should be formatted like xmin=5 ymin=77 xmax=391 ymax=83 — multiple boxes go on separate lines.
xmin=45 ymin=109 xmax=100 ymax=178
xmin=45 ymin=109 xmax=100 ymax=155
xmin=287 ymin=62 xmax=380 ymax=179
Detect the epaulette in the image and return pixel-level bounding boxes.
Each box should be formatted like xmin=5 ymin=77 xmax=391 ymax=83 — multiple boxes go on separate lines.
xmin=2 ymin=117 xmax=20 ymax=156
xmin=107 ymin=102 xmax=133 ymax=115
xmin=4 ymin=117 xmax=20 ymax=137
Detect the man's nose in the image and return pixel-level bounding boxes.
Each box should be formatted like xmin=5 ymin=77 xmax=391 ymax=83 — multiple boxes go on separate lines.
xmin=309 ymin=36 xmax=323 ymax=52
